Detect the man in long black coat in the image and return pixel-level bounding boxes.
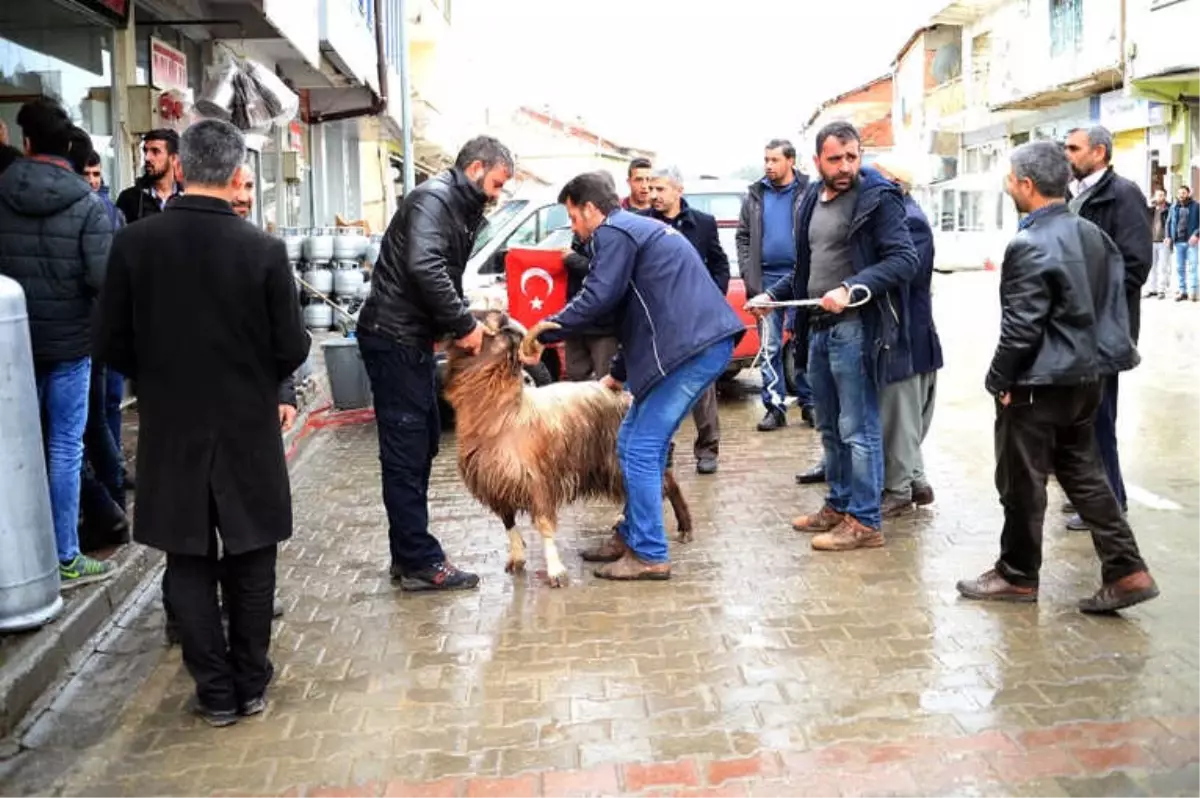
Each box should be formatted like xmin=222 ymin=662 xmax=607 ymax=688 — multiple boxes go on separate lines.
xmin=97 ymin=119 xmax=310 ymax=726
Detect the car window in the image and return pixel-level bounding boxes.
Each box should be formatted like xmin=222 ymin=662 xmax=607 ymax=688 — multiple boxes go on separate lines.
xmin=684 ymin=192 xmax=744 ymax=222
xmin=539 ymin=203 xmax=569 ymax=234
xmin=505 ymin=213 xmax=541 ymax=249
xmin=470 ymin=199 xmax=529 ymax=257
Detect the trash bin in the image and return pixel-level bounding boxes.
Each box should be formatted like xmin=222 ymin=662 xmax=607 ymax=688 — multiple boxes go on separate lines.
xmin=0 ymin=276 xmax=63 ymax=633
xmin=322 ymin=335 xmax=373 ymax=410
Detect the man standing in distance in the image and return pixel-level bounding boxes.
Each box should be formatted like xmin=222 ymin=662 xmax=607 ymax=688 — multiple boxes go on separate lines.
xmin=736 ymin=139 xmax=814 ymax=431
xmin=116 ymin=129 xmax=184 ymax=224
xmin=621 ymin=157 xmax=653 ymax=211
xmin=749 ymin=122 xmax=917 ymax=552
xmin=956 ymin=141 xmax=1157 ymax=613
xmin=356 ymin=136 xmax=511 ymax=592
xmin=97 ymin=119 xmax=310 ymax=725
xmin=647 ymin=165 xmax=730 ymax=474
xmin=1062 ymin=126 xmax=1152 ymax=531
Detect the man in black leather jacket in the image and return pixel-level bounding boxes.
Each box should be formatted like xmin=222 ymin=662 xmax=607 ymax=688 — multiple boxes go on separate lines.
xmin=356 ymin=136 xmax=512 ymax=592
xmin=956 ymin=141 xmax=1158 ymax=615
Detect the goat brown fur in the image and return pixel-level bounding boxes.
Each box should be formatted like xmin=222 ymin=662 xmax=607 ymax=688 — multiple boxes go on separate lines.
xmin=443 ymin=312 xmax=693 ymax=586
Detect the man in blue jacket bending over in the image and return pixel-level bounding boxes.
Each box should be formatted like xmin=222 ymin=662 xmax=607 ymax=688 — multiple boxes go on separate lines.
xmin=749 ymin=122 xmax=918 ymax=552
xmin=533 ymin=171 xmax=745 ymax=580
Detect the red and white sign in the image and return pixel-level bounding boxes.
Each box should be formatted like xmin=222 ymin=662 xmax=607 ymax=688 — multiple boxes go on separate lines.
xmin=150 ymin=37 xmax=188 ymax=93
xmin=505 ymin=249 xmax=568 ymax=331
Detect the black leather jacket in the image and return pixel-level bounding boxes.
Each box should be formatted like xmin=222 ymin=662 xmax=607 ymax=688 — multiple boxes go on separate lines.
xmin=358 ymin=168 xmax=485 ymax=348
xmin=986 ymin=203 xmax=1139 ymax=396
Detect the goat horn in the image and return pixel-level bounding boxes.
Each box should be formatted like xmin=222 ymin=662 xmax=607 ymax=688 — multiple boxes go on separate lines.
xmin=519 ymin=320 xmax=561 ymax=360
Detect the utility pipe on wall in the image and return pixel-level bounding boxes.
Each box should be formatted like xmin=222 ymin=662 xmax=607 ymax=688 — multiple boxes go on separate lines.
xmin=398 ymin=0 xmax=415 ymax=194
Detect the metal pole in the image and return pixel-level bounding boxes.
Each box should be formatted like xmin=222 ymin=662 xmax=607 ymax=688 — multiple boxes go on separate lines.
xmin=398 ymin=0 xmax=416 ymax=193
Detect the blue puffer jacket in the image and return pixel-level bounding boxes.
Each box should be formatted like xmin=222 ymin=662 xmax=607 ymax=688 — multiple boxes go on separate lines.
xmin=542 ymin=209 xmax=745 ymax=399
xmin=891 ymin=194 xmax=943 ymax=382
xmin=766 ymin=167 xmax=918 ymax=386
xmin=0 ymin=156 xmax=112 ymax=364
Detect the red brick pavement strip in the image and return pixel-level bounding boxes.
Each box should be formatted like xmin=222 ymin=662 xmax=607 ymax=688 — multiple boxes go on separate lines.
xmin=268 ymin=715 xmax=1200 ymax=797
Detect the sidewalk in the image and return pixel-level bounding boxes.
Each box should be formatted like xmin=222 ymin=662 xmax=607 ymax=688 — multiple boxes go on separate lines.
xmin=0 ymin=335 xmax=335 ymax=741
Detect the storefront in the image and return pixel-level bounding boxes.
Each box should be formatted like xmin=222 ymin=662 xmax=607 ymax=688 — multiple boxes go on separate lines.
xmin=0 ymin=0 xmax=127 ymax=186
xmin=1097 ymin=89 xmax=1172 ymax=196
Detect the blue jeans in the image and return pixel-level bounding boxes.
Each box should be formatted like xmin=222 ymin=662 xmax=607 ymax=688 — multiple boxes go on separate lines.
xmin=1175 ymin=242 xmax=1198 ymax=295
xmin=35 ymin=357 xmax=91 ymax=563
xmin=617 ymin=337 xmax=734 ymax=562
xmin=760 ymin=266 xmax=815 ymax=411
xmin=105 ymin=368 xmax=124 ymax=449
xmin=808 ymin=317 xmax=883 ymax=529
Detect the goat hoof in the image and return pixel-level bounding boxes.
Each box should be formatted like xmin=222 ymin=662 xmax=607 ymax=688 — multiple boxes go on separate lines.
xmin=505 ymin=559 xmax=526 ymax=574
xmin=676 ymin=529 xmax=694 ymax=543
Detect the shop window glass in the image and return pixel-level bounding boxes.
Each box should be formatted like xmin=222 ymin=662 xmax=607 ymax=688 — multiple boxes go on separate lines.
xmin=0 ymin=2 xmax=116 ymax=186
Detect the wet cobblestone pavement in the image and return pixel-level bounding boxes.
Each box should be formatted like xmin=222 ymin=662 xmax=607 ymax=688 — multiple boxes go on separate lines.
xmin=1 ymin=273 xmax=1197 ymax=797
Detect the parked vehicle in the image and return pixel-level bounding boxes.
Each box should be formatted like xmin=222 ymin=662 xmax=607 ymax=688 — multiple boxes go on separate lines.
xmin=433 ymin=179 xmax=799 ymax=425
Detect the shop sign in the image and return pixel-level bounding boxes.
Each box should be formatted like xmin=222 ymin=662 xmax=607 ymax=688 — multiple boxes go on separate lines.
xmin=70 ymin=0 xmax=132 ymax=26
xmin=264 ymin=0 xmax=321 ymax=69
xmin=150 ymin=37 xmax=188 ymax=93
xmin=1099 ymin=90 xmax=1171 ymax=133
xmin=289 ymin=121 xmax=304 ymax=152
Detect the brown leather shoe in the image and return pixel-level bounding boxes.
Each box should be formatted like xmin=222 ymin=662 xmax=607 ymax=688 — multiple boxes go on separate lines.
xmin=791 ymin=504 xmax=844 ymax=533
xmin=811 ymin=517 xmax=885 ymax=551
xmin=580 ymin=532 xmax=628 ymax=563
xmin=956 ymin=569 xmax=1037 ymax=603
xmin=593 ymin=551 xmax=670 ymax=581
xmin=1079 ymin=571 xmax=1160 ymax=614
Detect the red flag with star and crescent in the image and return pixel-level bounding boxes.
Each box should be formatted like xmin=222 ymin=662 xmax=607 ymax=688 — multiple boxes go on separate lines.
xmin=505 ymin=248 xmax=569 ymax=330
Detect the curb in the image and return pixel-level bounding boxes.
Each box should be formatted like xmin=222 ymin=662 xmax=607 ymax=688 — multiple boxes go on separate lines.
xmin=0 ymin=543 xmax=160 ymax=740
xmin=0 ymin=370 xmax=342 ymax=746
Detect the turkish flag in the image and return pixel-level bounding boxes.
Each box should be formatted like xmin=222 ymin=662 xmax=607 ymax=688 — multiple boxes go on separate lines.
xmin=505 ymin=248 xmax=568 ymax=330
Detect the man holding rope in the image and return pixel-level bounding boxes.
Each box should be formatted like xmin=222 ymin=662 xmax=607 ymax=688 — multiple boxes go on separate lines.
xmin=748 ymin=122 xmax=917 ymax=552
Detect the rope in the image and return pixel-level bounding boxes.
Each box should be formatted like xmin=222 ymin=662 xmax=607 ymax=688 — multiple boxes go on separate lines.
xmin=750 ymin=284 xmax=874 ymax=394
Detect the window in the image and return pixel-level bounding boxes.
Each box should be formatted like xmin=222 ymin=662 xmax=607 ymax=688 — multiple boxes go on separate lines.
xmin=940 ymin=189 xmax=956 ymax=232
xmin=1049 ymin=0 xmax=1083 ymax=57
xmin=683 ymin=191 xmax=745 ymax=222
xmin=958 ymin=191 xmax=985 ymax=232
xmin=470 ymin=200 xmax=529 ymax=257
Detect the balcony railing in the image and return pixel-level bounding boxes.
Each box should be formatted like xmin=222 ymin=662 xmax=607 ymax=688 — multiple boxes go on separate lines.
xmin=926 ymin=76 xmax=966 ymax=118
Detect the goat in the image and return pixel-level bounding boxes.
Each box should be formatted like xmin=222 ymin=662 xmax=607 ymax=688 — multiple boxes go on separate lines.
xmin=442 ymin=312 xmax=693 ymax=587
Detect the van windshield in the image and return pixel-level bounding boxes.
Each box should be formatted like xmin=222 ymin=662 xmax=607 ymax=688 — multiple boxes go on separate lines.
xmin=471 ymin=200 xmax=530 ymax=257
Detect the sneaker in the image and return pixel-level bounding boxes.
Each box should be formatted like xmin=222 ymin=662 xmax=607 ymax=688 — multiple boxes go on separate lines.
xmin=59 ymin=554 xmax=115 ymax=590
xmin=397 ymin=561 xmax=480 ymax=592
xmin=240 ymin=695 xmax=268 ymax=717
xmin=756 ymin=408 xmax=787 ymax=432
xmin=791 ymin=504 xmax=844 ymax=533
xmin=188 ymin=697 xmax=238 ymax=728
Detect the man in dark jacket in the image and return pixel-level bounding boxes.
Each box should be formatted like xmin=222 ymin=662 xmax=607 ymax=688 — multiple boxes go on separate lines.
xmin=356 ymin=135 xmax=509 ymax=592
xmin=647 ymin=165 xmax=730 ymax=474
xmin=957 ymin=141 xmax=1158 ymax=614
xmin=1165 ymin=185 xmax=1199 ymax=299
xmin=750 ymin=122 xmax=918 ymax=552
xmin=115 ymin=128 xmax=183 ymax=225
xmin=870 ymin=157 xmax=943 ymax=517
xmin=0 ymin=97 xmax=115 ymax=587
xmin=534 ymin=172 xmax=744 ymax=581
xmin=1063 ymin=126 xmax=1152 ymax=531
xmin=97 ymin=119 xmax=310 ymax=725
xmin=736 ymin=139 xmax=814 ymax=430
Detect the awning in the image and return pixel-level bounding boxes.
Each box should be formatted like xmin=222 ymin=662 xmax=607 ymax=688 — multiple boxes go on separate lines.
xmin=1129 ymin=69 xmax=1200 ymax=104
xmin=990 ymin=66 xmax=1123 ymax=111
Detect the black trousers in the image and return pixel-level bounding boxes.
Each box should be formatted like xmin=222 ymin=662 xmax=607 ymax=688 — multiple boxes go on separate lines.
xmin=994 ymin=383 xmax=1147 ymax=588
xmin=1092 ymin=375 xmax=1127 ymax=510
xmin=357 ymin=331 xmax=446 ymax=573
xmin=167 ymin=531 xmax=277 ymax=712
